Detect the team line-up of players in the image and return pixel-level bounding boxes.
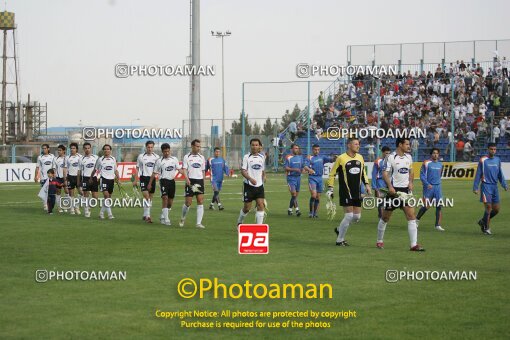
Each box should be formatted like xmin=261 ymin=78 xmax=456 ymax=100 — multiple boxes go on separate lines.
xmin=34 ymin=137 xmax=507 ymax=250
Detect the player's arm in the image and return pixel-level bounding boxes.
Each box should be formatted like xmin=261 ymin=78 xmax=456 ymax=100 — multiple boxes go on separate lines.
xmin=262 ymin=170 xmax=266 ymax=183
xmin=241 ymin=155 xmax=256 ymax=185
xmin=408 ymin=165 xmax=414 ymax=191
xmin=114 ymin=161 xmax=120 ymax=183
xmin=361 ymin=160 xmax=371 ymax=196
xmin=498 ymin=160 xmax=508 ymax=191
xmin=383 ymin=157 xmax=395 ymax=194
xmin=327 ymin=157 xmax=341 ymax=189
xmin=35 ymin=156 xmax=41 ymax=182
xmin=473 ymin=160 xmax=482 ymax=194
xmin=134 ymin=155 xmax=142 ymax=185
xmin=223 ymin=161 xmax=230 ymax=177
xmin=371 ymin=161 xmax=379 ymax=190
xmin=148 ymin=160 xmax=159 ymax=191
xmin=420 ymin=162 xmax=430 ymax=188
xmin=303 ymin=156 xmax=315 ymax=175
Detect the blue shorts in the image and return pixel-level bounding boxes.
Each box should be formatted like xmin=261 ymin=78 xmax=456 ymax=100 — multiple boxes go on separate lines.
xmin=211 ymin=180 xmax=223 ymax=191
xmin=308 ymin=176 xmax=323 ymax=193
xmin=480 ymin=183 xmax=500 ymax=204
xmin=423 ymin=184 xmax=443 ymax=201
xmin=287 ymin=176 xmax=301 ymax=192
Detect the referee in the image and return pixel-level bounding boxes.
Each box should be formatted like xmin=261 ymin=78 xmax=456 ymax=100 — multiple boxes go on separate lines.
xmin=327 ymin=137 xmax=371 ymax=246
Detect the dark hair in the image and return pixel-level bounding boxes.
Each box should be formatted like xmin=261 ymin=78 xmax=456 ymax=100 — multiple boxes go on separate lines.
xmin=161 ymin=143 xmax=170 ymax=151
xmin=347 ymin=137 xmax=359 ymax=144
xmin=249 ymin=138 xmax=262 ymax=146
xmin=191 ymin=139 xmax=201 ymax=146
xmin=214 ymin=147 xmax=220 ymax=151
xmin=41 ymin=143 xmax=50 ymax=149
xmin=47 ymin=168 xmax=55 ymax=174
xmin=145 ymin=140 xmax=155 ymax=147
xmin=70 ymin=142 xmax=78 ymax=149
xmin=488 ymin=143 xmax=497 ymax=148
xmin=290 ymin=143 xmax=300 ymax=149
xmin=102 ymin=144 xmax=112 ymax=151
xmin=57 ymin=144 xmax=66 ymax=151
xmin=312 ymin=144 xmax=320 ymax=148
xmin=396 ymin=138 xmax=410 ymax=147
xmin=381 ymin=146 xmax=390 ymax=152
xmin=430 ymin=148 xmax=440 ymax=155
xmin=83 ymin=142 xmax=91 ymax=148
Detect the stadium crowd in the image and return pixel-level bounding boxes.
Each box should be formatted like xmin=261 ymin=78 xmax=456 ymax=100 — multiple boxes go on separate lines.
xmin=288 ymin=58 xmax=510 ymax=161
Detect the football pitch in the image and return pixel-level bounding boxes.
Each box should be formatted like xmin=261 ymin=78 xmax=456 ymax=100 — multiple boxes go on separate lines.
xmin=1 ymin=174 xmax=509 ymax=339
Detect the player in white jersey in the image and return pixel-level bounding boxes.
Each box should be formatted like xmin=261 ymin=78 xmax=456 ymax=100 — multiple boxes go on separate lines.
xmin=147 ymin=143 xmax=184 ymax=226
xmin=134 ymin=140 xmax=159 ymax=223
xmin=35 ymin=144 xmax=55 ymax=211
xmin=94 ymin=144 xmax=119 ymax=219
xmin=180 ymin=139 xmax=206 ymax=228
xmin=66 ymin=142 xmax=83 ymax=215
xmin=77 ymin=142 xmax=99 ymax=218
xmin=237 ymin=138 xmax=267 ymax=225
xmin=376 ymin=138 xmax=424 ymax=251
xmin=52 ymin=144 xmax=69 ymax=213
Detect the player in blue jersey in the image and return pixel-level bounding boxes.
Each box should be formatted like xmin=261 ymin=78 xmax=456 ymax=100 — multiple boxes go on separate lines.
xmin=285 ymin=144 xmax=305 ymax=216
xmin=303 ymin=144 xmax=335 ymax=218
xmin=371 ymin=146 xmax=391 ymax=219
xmin=416 ymin=148 xmax=445 ymax=231
xmin=473 ymin=143 xmax=508 ymax=235
xmin=206 ymin=147 xmax=230 ymax=210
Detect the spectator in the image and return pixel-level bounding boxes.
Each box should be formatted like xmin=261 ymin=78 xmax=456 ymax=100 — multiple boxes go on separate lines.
xmin=456 ymin=139 xmax=465 ymax=160
xmin=318 ymin=91 xmax=325 ymax=108
xmin=366 ymin=142 xmax=375 ymax=162
xmin=463 ymin=139 xmax=474 ymax=161
xmin=288 ymin=121 xmax=297 ymax=142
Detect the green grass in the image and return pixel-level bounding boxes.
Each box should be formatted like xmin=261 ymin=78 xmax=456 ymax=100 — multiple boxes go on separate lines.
xmin=1 ymin=175 xmax=509 ymax=339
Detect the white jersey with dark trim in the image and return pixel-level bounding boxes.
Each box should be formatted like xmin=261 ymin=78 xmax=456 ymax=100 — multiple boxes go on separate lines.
xmin=385 ymin=151 xmax=413 ymax=188
xmin=95 ymin=156 xmax=117 ymax=180
xmin=52 ymin=155 xmax=68 ymax=178
xmin=67 ymin=153 xmax=83 ymax=176
xmin=136 ymin=152 xmax=159 ymax=177
xmin=36 ymin=153 xmax=55 ymax=180
xmin=80 ymin=154 xmax=99 ymax=177
xmin=154 ymin=156 xmax=181 ymax=180
xmin=182 ymin=153 xmax=205 ymax=179
xmin=242 ymin=153 xmax=265 ymax=187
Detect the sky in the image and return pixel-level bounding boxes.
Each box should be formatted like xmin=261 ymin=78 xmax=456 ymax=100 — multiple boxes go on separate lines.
xmin=5 ymin=0 xmax=510 ymax=130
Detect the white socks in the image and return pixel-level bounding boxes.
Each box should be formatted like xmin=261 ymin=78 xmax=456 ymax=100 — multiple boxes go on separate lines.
xmin=162 ymin=208 xmax=169 ymax=221
xmin=237 ymin=209 xmax=248 ymax=224
xmin=255 ymin=211 xmax=264 ymax=224
xmin=337 ymin=212 xmax=354 ymax=243
xmin=56 ymin=195 xmax=61 ymax=208
xmin=377 ymin=219 xmax=387 ymax=243
xmin=181 ymin=204 xmax=189 ymax=219
xmin=408 ymin=220 xmax=418 ymax=247
xmin=197 ymin=205 xmax=204 ymax=225
xmin=352 ymin=213 xmax=361 ymax=223
xmin=143 ymin=200 xmax=152 ymax=217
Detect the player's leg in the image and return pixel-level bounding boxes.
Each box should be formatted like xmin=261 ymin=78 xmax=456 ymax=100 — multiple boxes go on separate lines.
xmin=180 ymin=181 xmax=194 ymax=227
xmin=416 ymin=185 xmax=432 ymax=222
xmin=196 ymin=193 xmax=205 ymax=228
xmin=209 ymin=181 xmax=217 ymax=210
xmin=255 ymin=198 xmax=265 ymax=224
xmin=433 ymin=185 xmax=445 ymax=231
xmin=105 ymin=181 xmax=115 ymax=219
xmin=294 ymin=180 xmax=301 ymax=216
xmin=308 ymin=182 xmax=316 ymax=218
xmin=216 ymin=181 xmax=224 ymax=210
xmin=314 ymin=192 xmax=321 ymax=218
xmin=140 ymin=177 xmax=152 ymax=222
xmin=56 ymin=185 xmax=63 ymax=213
xmin=376 ymin=208 xmax=393 ymax=249
xmin=404 ymin=206 xmax=423 ymax=251
xmin=287 ymin=180 xmax=297 ymax=215
xmin=238 ymin=184 xmax=253 ymax=225
xmin=47 ymin=194 xmax=55 ymax=214
xmin=335 ymin=206 xmax=354 ymax=246
xmin=478 ymin=184 xmax=494 ymax=234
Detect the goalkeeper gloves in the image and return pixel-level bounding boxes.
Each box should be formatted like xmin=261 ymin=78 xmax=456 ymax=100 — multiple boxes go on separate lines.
xmin=326 ymin=187 xmax=334 ymax=200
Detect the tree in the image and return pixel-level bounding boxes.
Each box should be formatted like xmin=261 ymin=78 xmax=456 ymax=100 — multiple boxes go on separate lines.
xmin=262 ymin=117 xmax=275 ymax=136
xmin=229 ymin=112 xmax=252 ymax=135
xmin=252 ymin=122 xmax=261 ymax=135
xmin=280 ymin=104 xmax=302 ymax=129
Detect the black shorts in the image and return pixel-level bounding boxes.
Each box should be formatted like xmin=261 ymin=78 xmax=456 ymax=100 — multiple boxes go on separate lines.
xmin=81 ymin=176 xmax=99 ymax=192
xmin=140 ymin=176 xmax=156 ymax=194
xmin=67 ymin=175 xmax=78 ymax=190
xmin=339 ymin=197 xmax=362 ymax=207
xmin=100 ymin=177 xmax=115 ymax=194
xmin=243 ymin=183 xmax=265 ymax=202
xmin=185 ymin=178 xmax=205 ymax=197
xmin=160 ymin=179 xmax=176 ymax=198
xmin=384 ymin=187 xmax=410 ymax=211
